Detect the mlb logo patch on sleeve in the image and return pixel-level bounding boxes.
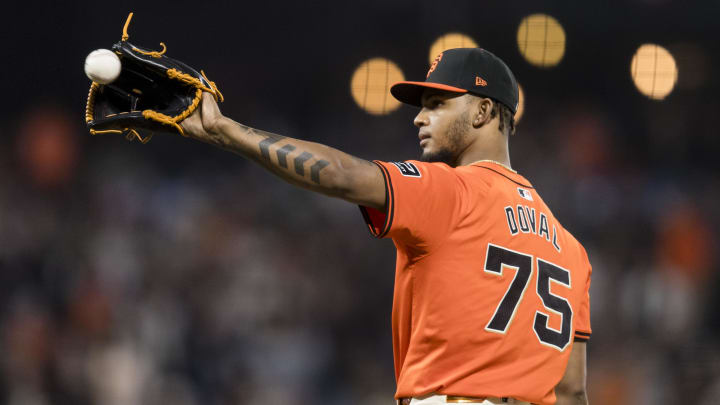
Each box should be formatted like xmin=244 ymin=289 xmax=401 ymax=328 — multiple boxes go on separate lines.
xmin=391 ymin=162 xmax=421 ymax=177
xmin=518 ymin=187 xmax=533 ymax=201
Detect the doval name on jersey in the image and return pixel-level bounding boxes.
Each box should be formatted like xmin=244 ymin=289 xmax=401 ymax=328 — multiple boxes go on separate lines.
xmin=504 ymin=205 xmax=561 ymax=252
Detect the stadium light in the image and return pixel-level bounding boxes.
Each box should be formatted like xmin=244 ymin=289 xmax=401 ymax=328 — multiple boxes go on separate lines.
xmin=517 ymin=14 xmax=566 ymax=68
xmin=350 ymin=58 xmax=405 ymax=115
xmin=630 ymin=44 xmax=678 ymax=100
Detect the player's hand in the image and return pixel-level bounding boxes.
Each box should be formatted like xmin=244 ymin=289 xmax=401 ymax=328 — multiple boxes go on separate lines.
xmin=181 ymin=92 xmax=225 ymax=142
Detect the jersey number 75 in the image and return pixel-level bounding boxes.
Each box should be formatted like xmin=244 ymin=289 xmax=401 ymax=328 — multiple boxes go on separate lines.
xmin=483 ymin=243 xmax=573 ymax=351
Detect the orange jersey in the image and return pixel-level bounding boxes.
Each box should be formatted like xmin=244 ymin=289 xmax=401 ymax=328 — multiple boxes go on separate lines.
xmin=359 ymin=160 xmax=592 ymax=405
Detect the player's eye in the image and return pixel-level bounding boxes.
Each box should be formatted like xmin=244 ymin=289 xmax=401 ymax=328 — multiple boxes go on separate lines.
xmin=422 ymin=95 xmax=444 ymax=109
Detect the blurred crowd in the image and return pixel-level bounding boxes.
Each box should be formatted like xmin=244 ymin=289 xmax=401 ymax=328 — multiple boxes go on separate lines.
xmin=1 ymin=81 xmax=719 ymax=405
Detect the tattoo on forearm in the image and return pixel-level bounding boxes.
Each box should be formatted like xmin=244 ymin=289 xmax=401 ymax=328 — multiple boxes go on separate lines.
xmin=259 ymin=137 xmax=281 ymax=160
xmin=255 ymin=132 xmax=330 ymax=184
xmin=256 ymin=130 xmax=286 ymax=161
xmin=294 ymin=152 xmax=313 ymax=175
xmin=276 ymin=145 xmax=296 ymax=168
xmin=310 ymin=160 xmax=330 ymax=183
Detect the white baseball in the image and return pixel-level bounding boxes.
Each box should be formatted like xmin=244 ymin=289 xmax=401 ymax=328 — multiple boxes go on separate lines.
xmin=84 ymin=49 xmax=121 ymax=84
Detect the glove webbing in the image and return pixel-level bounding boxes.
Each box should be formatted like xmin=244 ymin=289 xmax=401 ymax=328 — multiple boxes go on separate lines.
xmin=85 ymin=81 xmax=151 ymax=143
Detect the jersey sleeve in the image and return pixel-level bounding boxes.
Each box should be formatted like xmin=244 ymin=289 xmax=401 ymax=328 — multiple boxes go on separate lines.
xmin=359 ymin=160 xmax=478 ymax=246
xmin=573 ymin=248 xmax=592 ymax=342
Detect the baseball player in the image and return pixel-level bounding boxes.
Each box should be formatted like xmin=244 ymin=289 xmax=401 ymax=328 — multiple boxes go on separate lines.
xmin=180 ymin=48 xmax=591 ymax=405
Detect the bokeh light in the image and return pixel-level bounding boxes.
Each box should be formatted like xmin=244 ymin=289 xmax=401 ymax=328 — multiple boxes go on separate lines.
xmin=428 ymin=33 xmax=478 ymax=64
xmin=658 ymin=203 xmax=713 ymax=283
xmin=517 ymin=14 xmax=566 ymax=68
xmin=630 ymin=43 xmax=678 ymax=100
xmin=350 ymin=58 xmax=404 ymax=115
xmin=17 ymin=108 xmax=79 ymax=188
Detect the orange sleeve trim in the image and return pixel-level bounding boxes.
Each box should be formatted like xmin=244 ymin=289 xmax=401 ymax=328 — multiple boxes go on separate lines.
xmin=574 ymin=330 xmax=591 ymax=341
xmin=358 ymin=161 xmax=395 ymax=238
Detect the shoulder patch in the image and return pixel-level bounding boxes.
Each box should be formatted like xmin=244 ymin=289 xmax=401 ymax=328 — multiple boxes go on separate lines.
xmin=518 ymin=187 xmax=533 ymax=201
xmin=391 ymin=162 xmax=421 ymax=177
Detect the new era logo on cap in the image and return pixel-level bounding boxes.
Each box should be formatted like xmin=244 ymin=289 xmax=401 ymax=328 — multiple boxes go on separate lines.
xmin=475 ymin=76 xmax=487 ymax=86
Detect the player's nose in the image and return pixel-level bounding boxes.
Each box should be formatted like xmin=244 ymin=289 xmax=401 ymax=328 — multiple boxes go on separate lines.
xmin=414 ymin=109 xmax=429 ymax=128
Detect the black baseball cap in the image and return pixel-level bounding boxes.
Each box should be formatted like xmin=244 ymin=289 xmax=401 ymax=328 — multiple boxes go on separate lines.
xmin=391 ymin=48 xmax=519 ymax=114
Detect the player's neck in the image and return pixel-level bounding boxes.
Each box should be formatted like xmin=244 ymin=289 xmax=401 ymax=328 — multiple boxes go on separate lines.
xmin=456 ymin=140 xmax=511 ymax=169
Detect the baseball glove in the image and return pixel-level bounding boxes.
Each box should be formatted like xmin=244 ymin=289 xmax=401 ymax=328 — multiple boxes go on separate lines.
xmin=85 ymin=13 xmax=223 ymax=143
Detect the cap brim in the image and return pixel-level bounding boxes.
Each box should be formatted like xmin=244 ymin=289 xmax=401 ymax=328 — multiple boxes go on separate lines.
xmin=390 ymin=81 xmax=468 ymax=107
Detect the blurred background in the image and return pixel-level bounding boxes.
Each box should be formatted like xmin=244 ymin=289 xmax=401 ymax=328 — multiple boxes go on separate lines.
xmin=2 ymin=1 xmax=720 ymax=404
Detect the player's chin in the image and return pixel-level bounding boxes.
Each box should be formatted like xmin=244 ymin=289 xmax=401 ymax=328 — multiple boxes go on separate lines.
xmin=420 ymin=147 xmax=454 ymax=165
xmin=419 ymin=142 xmax=436 ymax=159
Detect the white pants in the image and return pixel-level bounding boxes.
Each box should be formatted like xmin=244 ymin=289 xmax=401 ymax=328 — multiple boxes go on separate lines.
xmin=408 ymin=394 xmax=528 ymax=404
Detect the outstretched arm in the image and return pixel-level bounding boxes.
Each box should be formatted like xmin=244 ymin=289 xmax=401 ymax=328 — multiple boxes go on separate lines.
xmin=555 ymin=341 xmax=589 ymax=405
xmin=181 ymin=93 xmax=386 ymax=210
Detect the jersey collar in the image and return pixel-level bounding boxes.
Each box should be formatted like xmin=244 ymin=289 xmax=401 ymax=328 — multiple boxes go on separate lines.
xmin=469 ymin=161 xmax=533 ymax=189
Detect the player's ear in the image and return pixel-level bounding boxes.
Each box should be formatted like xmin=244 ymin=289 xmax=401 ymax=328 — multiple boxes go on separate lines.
xmin=471 ymin=97 xmax=494 ymax=128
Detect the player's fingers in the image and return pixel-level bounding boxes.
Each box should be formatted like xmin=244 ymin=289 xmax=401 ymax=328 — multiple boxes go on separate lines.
xmin=202 ymin=91 xmax=220 ymax=113
xmin=201 ymin=91 xmax=223 ymax=128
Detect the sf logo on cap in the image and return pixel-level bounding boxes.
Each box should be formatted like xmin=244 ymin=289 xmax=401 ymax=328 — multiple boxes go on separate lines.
xmin=427 ymin=52 xmax=443 ymax=78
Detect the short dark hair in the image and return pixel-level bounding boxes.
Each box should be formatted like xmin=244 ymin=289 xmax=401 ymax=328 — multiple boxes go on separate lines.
xmin=490 ymin=100 xmax=516 ymax=136
xmin=467 ymin=95 xmax=516 ymax=136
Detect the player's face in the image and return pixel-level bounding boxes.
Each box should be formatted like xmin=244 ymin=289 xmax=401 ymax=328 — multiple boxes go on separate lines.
xmin=415 ymin=90 xmax=472 ymax=166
